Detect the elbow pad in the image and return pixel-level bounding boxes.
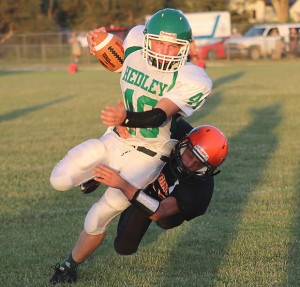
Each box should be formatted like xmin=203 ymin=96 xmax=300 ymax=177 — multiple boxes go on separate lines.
xmin=122 ymin=108 xmax=167 ymax=128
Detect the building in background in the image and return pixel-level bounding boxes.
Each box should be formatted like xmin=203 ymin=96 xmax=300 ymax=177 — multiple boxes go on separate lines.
xmin=228 ymin=0 xmax=300 ymax=23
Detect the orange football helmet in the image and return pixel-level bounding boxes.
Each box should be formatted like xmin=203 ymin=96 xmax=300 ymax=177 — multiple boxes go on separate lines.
xmin=170 ymin=125 xmax=228 ymax=180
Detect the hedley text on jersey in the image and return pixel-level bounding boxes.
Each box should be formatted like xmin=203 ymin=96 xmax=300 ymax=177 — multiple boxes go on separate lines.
xmin=122 ymin=66 xmax=169 ymax=97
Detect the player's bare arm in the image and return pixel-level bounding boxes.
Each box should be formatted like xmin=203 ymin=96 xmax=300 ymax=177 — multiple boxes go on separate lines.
xmin=154 ymin=98 xmax=180 ymax=118
xmin=93 ymin=164 xmax=136 ymax=199
xmin=93 ymin=164 xmax=180 ymax=220
xmin=150 ymin=197 xmax=180 ymax=221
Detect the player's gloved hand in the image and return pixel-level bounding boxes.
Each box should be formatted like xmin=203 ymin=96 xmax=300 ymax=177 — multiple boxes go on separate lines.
xmin=115 ymin=125 xmax=131 ymax=139
xmin=86 ymin=27 xmax=106 ymax=56
xmin=100 ymin=100 xmax=127 ymax=126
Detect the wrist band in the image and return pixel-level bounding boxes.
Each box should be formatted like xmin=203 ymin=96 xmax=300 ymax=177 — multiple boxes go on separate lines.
xmin=130 ymin=189 xmax=160 ymax=216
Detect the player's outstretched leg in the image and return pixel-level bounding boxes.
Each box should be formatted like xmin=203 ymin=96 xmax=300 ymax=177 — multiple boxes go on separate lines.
xmin=50 ymin=139 xmax=107 ymax=192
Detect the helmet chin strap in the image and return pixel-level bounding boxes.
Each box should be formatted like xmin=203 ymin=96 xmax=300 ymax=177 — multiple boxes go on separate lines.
xmin=210 ymin=169 xmax=221 ymax=177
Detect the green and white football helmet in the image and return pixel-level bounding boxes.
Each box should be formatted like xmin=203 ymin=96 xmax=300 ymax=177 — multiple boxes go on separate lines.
xmin=143 ymin=8 xmax=192 ymax=72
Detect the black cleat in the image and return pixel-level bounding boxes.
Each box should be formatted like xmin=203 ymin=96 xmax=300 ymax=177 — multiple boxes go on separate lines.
xmin=49 ymin=263 xmax=77 ymax=285
xmin=80 ymin=179 xmax=100 ymax=194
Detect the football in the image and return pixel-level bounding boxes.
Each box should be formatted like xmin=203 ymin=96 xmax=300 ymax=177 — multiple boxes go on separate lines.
xmin=93 ymin=31 xmax=124 ymax=72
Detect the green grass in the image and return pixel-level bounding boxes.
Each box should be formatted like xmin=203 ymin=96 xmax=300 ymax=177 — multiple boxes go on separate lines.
xmin=0 ymin=60 xmax=299 ymax=287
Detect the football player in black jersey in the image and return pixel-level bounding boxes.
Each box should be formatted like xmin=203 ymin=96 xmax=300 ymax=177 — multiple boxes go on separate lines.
xmin=49 ymin=120 xmax=228 ymax=284
xmin=94 ymin=121 xmax=228 ymax=255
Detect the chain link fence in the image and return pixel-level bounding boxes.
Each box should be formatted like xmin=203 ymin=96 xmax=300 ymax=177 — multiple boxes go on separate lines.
xmin=0 ymin=30 xmax=299 ymax=66
xmin=0 ymin=29 xmax=132 ymax=65
xmin=0 ymin=32 xmax=94 ymax=64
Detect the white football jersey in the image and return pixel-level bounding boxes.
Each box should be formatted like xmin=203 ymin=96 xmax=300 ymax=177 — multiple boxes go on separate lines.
xmin=119 ymin=25 xmax=212 ymax=150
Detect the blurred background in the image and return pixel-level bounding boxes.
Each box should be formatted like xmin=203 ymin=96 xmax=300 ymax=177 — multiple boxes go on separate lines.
xmin=0 ymin=0 xmax=300 ymax=66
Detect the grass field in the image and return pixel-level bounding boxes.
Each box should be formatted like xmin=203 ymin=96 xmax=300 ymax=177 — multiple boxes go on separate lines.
xmin=1 ymin=60 xmax=299 ymax=287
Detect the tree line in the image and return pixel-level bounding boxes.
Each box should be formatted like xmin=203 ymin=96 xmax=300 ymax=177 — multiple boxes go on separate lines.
xmin=0 ymin=0 xmax=291 ymax=44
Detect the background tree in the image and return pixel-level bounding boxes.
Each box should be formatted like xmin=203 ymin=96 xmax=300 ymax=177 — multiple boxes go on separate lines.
xmin=109 ymin=0 xmax=163 ymax=26
xmin=56 ymin=0 xmax=164 ymax=29
xmin=164 ymin=0 xmax=227 ymax=12
xmin=271 ymin=0 xmax=289 ymax=22
xmin=0 ymin=0 xmax=58 ymax=44
xmin=0 ymin=0 xmax=229 ymax=41
xmin=58 ymin=0 xmax=110 ymax=30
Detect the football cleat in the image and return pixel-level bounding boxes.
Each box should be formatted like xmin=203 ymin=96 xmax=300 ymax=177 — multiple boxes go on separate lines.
xmin=80 ymin=179 xmax=101 ymax=194
xmin=49 ymin=263 xmax=77 ymax=285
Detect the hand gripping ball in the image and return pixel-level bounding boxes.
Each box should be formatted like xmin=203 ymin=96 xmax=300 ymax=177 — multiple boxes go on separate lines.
xmin=93 ymin=31 xmax=124 ymax=72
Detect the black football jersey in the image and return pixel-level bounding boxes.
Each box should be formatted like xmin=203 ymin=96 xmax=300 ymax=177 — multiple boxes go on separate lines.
xmin=144 ymin=163 xmax=214 ymax=221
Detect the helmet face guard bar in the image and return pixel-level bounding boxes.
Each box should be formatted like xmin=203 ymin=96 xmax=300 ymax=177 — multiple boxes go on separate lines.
xmin=143 ymin=33 xmax=190 ymax=72
xmin=169 ymin=140 xmax=220 ymax=182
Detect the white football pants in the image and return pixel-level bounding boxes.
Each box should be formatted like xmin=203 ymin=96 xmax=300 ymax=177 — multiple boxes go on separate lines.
xmin=50 ymin=130 xmax=175 ymax=235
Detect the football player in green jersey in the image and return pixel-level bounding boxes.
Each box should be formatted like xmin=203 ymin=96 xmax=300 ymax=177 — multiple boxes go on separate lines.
xmin=50 ymin=9 xmax=213 ymax=284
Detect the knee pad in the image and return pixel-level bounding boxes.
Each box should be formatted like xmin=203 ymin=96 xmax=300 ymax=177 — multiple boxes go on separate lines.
xmin=84 ymin=189 xmax=130 ymax=235
xmin=84 ymin=200 xmax=111 ymax=235
xmin=49 ymin=173 xmax=73 ymax=191
xmin=103 ymin=187 xmax=131 ymax=211
xmin=50 ymin=139 xmax=106 ymax=191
